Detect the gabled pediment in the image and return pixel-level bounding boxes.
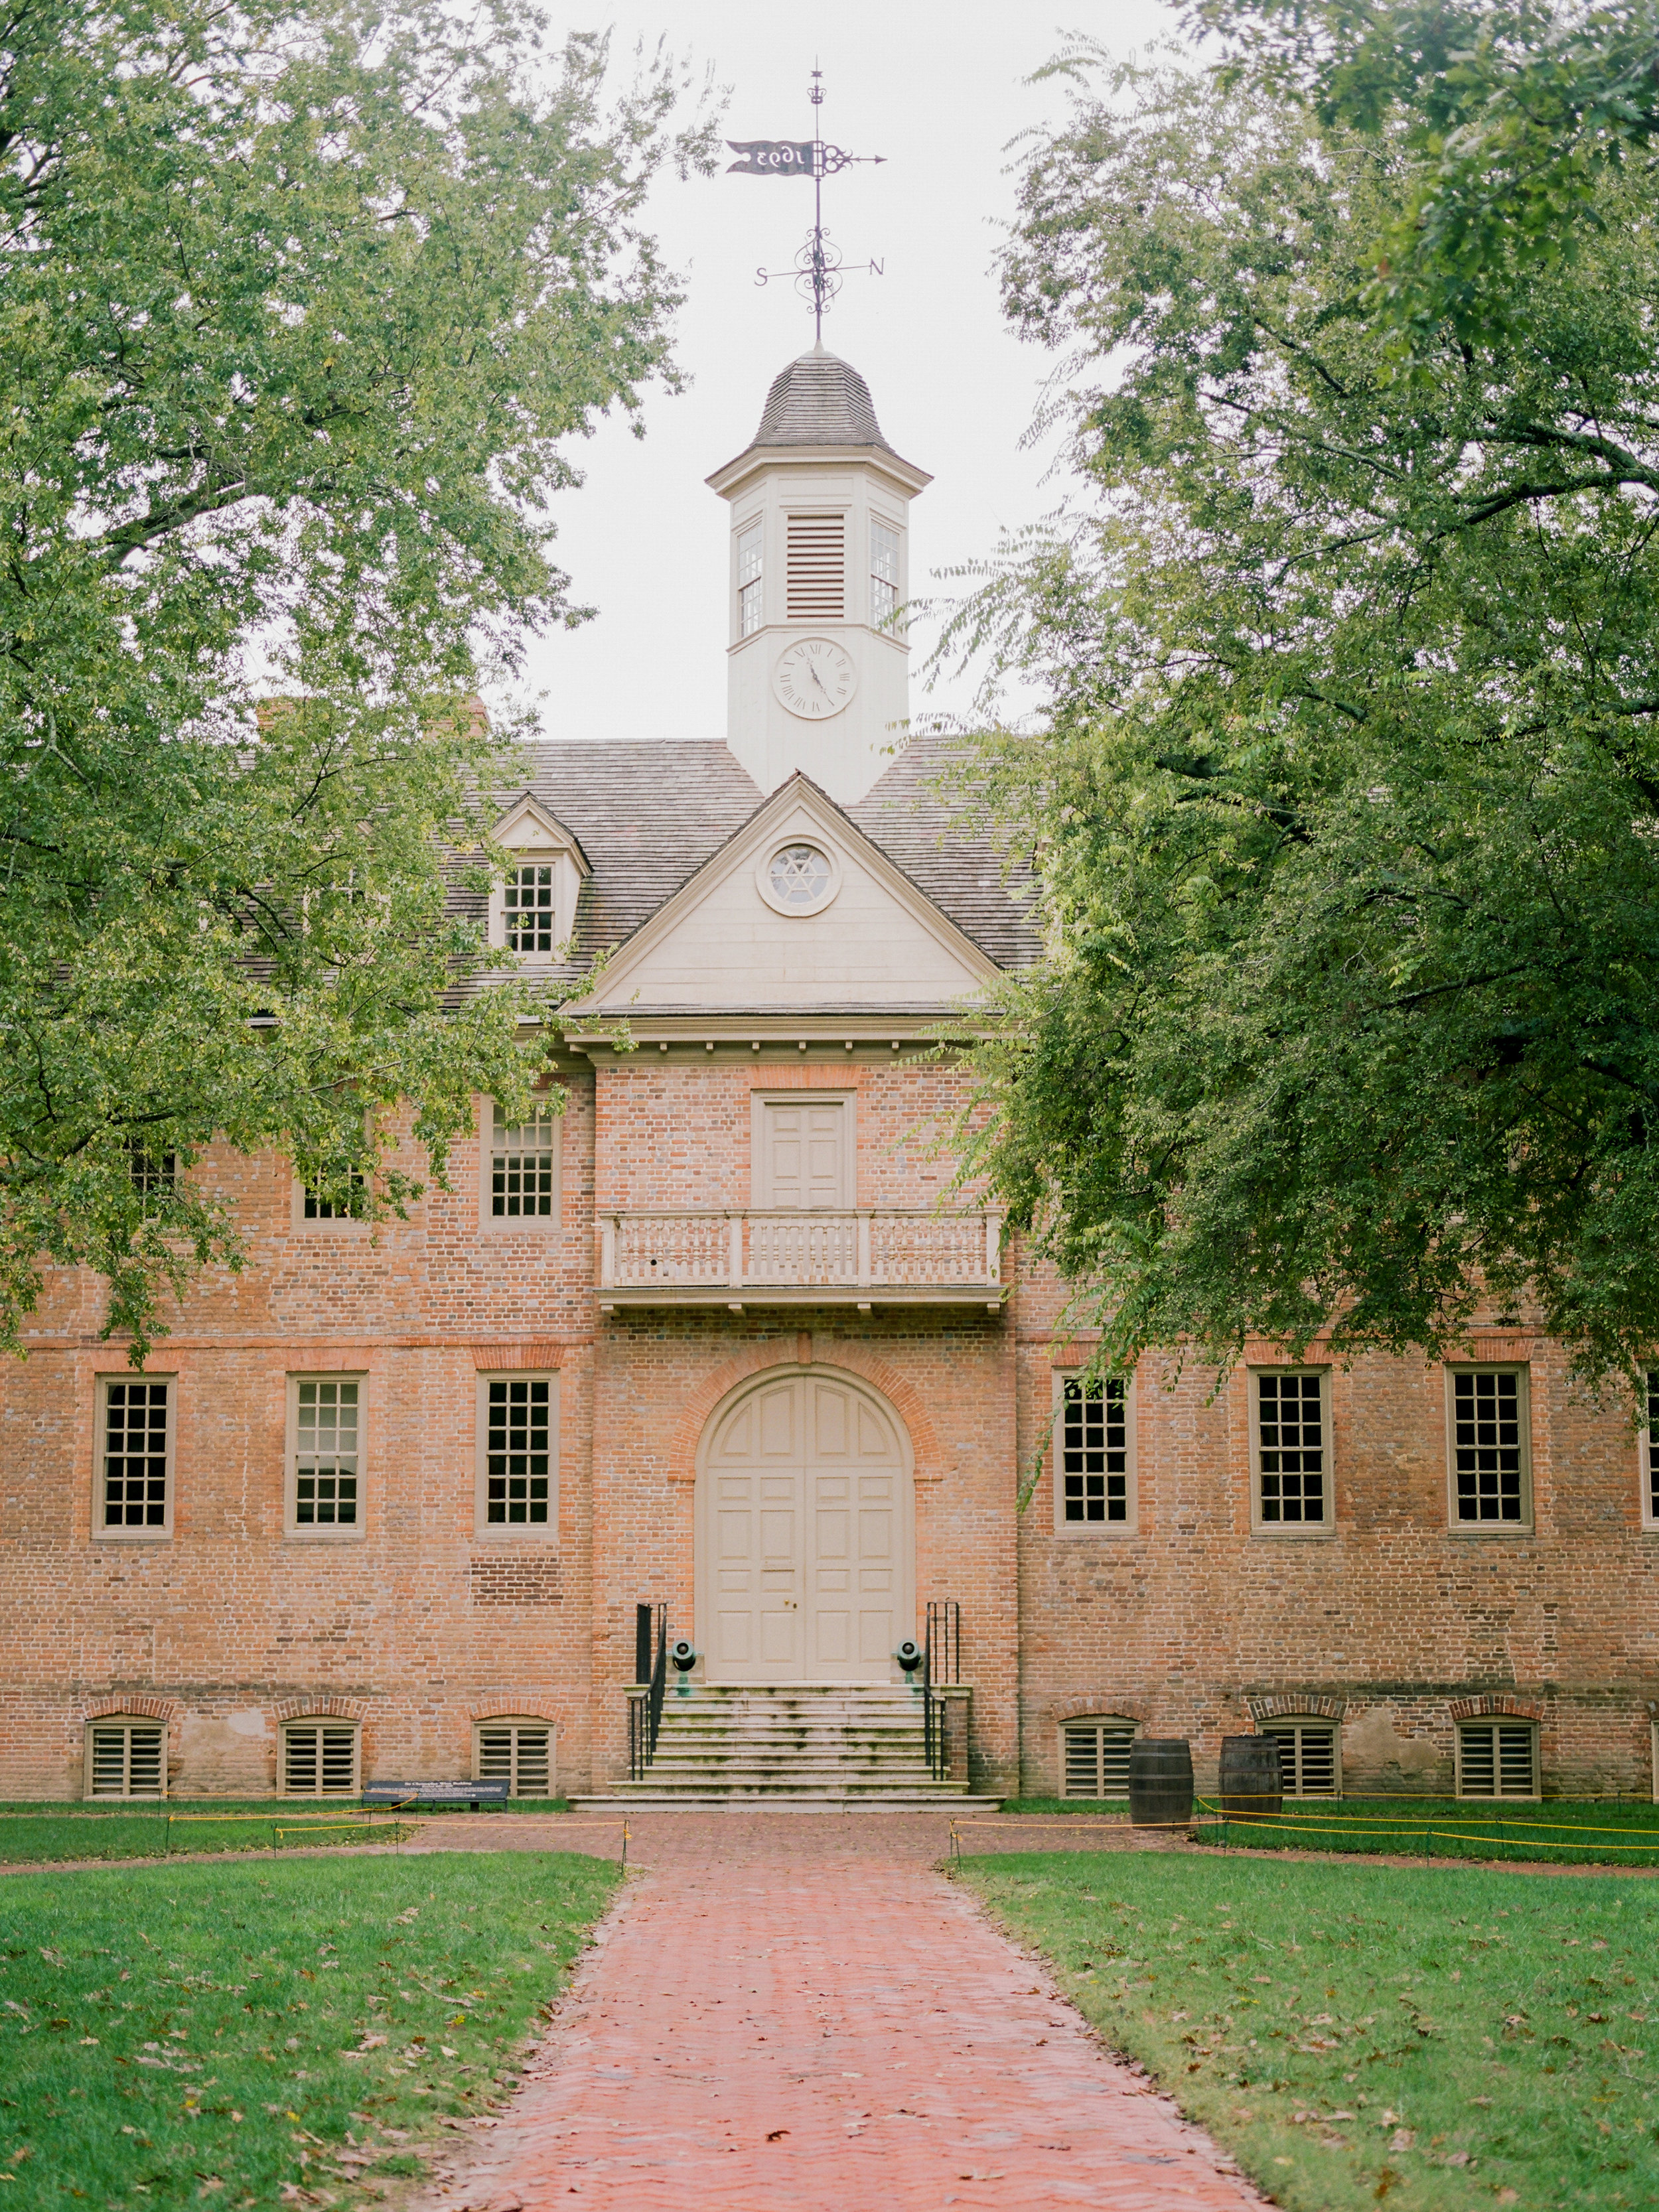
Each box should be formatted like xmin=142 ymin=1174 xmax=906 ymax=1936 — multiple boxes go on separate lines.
xmin=583 ymin=774 xmax=1001 ymax=1016
xmin=491 ymin=794 xmax=591 ymax=874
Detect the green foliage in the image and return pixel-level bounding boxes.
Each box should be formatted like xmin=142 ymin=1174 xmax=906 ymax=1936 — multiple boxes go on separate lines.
xmin=945 ymin=42 xmax=1659 ymax=1389
xmin=1185 ymin=1 xmax=1659 ymax=360
xmin=0 ymin=1 xmax=716 ymax=1357
xmin=0 ymin=1848 xmax=619 ymax=2207
xmin=966 ymin=1850 xmax=1659 ymax=2209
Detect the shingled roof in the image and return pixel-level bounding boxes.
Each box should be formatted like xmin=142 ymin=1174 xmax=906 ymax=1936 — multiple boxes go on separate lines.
xmin=851 ymin=734 xmax=1042 ymax=971
xmin=748 ymin=346 xmax=896 ymax=452
xmin=460 ymin=734 xmax=1041 ymax=996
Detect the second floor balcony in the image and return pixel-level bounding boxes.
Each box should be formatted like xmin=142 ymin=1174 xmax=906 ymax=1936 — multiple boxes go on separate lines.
xmin=597 ymin=1207 xmax=1004 ymax=1312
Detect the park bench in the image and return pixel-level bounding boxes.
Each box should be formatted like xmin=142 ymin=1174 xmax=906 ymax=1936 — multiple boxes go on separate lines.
xmin=360 ymin=1779 xmax=512 ymax=1811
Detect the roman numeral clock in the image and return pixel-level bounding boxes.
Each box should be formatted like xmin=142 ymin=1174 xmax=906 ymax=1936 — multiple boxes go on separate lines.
xmin=773 ymin=636 xmax=857 ymax=720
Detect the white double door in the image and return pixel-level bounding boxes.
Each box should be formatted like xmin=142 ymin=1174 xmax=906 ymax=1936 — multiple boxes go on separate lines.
xmin=699 ymin=1373 xmax=912 ymax=1683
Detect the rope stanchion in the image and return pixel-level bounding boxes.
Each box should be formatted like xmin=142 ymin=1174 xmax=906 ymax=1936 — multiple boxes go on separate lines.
xmin=1188 ymin=1798 xmax=1659 ymax=1856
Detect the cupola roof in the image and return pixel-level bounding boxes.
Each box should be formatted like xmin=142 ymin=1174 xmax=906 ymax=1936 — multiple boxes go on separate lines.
xmin=750 ymin=345 xmax=895 ymax=451
xmin=705 ymin=344 xmax=931 ymax=498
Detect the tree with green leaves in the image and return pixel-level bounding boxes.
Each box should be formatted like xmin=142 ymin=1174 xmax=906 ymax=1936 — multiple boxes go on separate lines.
xmin=0 ymin=1 xmax=715 ymax=1357
xmin=945 ymin=9 xmax=1659 ymax=1391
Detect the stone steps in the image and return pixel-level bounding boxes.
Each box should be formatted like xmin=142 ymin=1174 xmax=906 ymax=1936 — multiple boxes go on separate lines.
xmin=583 ymin=1682 xmax=988 ymax=1805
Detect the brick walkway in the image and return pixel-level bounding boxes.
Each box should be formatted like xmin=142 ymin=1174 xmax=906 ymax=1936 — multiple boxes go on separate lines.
xmin=417 ymin=1812 xmax=1267 ymax=2212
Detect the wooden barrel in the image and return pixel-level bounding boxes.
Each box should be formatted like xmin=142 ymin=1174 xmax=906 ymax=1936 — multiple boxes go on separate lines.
xmin=1127 ymin=1738 xmax=1194 ymax=1829
xmin=1219 ymin=1734 xmax=1283 ymax=1819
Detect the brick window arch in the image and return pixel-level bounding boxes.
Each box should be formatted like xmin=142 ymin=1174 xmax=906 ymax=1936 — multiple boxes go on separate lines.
xmin=1059 ymin=1714 xmax=1139 ymax=1801
xmin=84 ymin=1714 xmax=167 ymax=1800
xmin=473 ymin=1717 xmax=554 ymax=1799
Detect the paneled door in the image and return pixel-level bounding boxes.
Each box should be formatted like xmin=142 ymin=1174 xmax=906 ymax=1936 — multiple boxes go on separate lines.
xmin=761 ymin=1099 xmax=848 ymax=1209
xmin=698 ymin=1372 xmax=912 ymax=1683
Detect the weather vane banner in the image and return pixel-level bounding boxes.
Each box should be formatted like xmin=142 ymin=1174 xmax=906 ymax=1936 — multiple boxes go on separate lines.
xmin=726 ymin=139 xmax=818 ymax=176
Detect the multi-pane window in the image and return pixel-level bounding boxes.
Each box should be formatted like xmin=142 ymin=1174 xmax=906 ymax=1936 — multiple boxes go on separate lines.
xmin=870 ymin=518 xmax=900 ymax=625
xmin=489 ymin=1102 xmax=559 ymax=1220
xmin=1644 ymin=1369 xmax=1659 ymax=1524
xmin=1451 ymin=1368 xmax=1528 ymax=1523
xmin=476 ymin=1720 xmax=553 ymax=1798
xmin=282 ymin=1722 xmax=359 ymax=1797
xmin=1458 ymin=1720 xmax=1539 ymax=1799
xmin=1256 ymin=1371 xmax=1327 ymax=1525
xmin=737 ymin=519 xmax=764 ymax=638
xmin=126 ymin=1139 xmax=177 ymax=1196
xmin=292 ymin=1379 xmax=360 ymax=1531
xmin=1062 ymin=1718 xmax=1136 ymax=1799
xmin=101 ymin=1380 xmax=170 ymax=1531
xmin=302 ymin=1170 xmax=365 ymax=1221
xmin=504 ymin=863 xmax=557 ymax=954
xmin=1260 ymin=1720 xmax=1338 ymax=1798
xmin=1058 ymin=1377 xmax=1130 ymax=1525
xmin=86 ymin=1720 xmax=165 ymax=1799
xmin=483 ymin=1377 xmax=552 ymax=1527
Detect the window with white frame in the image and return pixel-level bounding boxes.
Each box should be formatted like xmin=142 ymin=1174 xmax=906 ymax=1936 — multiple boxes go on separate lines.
xmin=85 ymin=1718 xmax=166 ymax=1799
xmin=1254 ymin=1370 xmax=1328 ymax=1527
xmin=1056 ymin=1376 xmax=1133 ymax=1527
xmin=98 ymin=1378 xmax=172 ymax=1534
xmin=1457 ymin=1719 xmax=1539 ymax=1799
xmin=1448 ymin=1367 xmax=1530 ymax=1525
xmin=289 ymin=1378 xmax=361 ymax=1533
xmin=282 ymin=1720 xmax=360 ymax=1796
xmin=477 ymin=1374 xmax=557 ymax=1533
xmin=737 ymin=518 xmax=764 ymax=637
xmin=475 ymin=1718 xmax=553 ymax=1798
xmin=1643 ymin=1369 xmax=1659 ymax=1525
xmin=504 ymin=863 xmax=559 ymax=955
xmin=301 ymin=1170 xmax=366 ymax=1221
xmin=485 ymin=1100 xmax=560 ymax=1224
xmin=1258 ymin=1719 xmax=1339 ymax=1798
xmin=870 ymin=518 xmax=900 ymax=625
xmin=1062 ymin=1718 xmax=1137 ymax=1799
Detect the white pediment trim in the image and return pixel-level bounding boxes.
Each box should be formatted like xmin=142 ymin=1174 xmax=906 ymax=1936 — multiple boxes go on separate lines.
xmin=491 ymin=794 xmax=591 ymax=874
xmin=579 ymin=772 xmax=1001 ymax=1016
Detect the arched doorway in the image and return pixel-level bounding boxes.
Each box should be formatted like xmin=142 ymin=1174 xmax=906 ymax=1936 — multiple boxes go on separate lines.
xmin=695 ymin=1367 xmax=915 ymax=1684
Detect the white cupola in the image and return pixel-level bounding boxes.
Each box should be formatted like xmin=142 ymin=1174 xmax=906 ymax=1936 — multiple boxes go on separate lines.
xmin=706 ymin=347 xmax=931 ymax=803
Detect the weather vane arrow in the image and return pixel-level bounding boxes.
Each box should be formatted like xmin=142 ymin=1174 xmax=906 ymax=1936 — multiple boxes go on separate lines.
xmin=727 ymin=72 xmax=885 ymax=342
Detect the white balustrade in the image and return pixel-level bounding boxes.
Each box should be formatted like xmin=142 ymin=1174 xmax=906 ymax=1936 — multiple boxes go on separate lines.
xmin=599 ymin=1208 xmax=1003 ymax=1295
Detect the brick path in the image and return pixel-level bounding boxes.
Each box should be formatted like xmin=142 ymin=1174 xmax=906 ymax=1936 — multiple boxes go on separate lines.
xmin=417 ymin=1812 xmax=1267 ymax=2212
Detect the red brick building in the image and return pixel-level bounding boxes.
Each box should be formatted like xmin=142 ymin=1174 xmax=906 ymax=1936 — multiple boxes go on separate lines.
xmin=5 ymin=351 xmax=1656 ymax=1808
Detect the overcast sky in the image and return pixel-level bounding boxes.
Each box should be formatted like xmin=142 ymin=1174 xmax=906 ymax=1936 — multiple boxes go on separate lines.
xmin=502 ymin=0 xmax=1178 ymax=748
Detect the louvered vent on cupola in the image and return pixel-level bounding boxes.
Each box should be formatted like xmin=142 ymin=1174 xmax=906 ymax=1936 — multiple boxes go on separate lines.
xmin=786 ymin=514 xmax=845 ymax=620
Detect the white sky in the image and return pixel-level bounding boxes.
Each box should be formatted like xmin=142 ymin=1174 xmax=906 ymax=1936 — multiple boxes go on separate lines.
xmin=500 ymin=0 xmax=1178 ymax=747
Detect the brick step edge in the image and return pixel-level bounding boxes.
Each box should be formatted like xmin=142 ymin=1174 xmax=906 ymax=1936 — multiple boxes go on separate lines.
xmin=567 ymin=1793 xmax=1005 ymax=1811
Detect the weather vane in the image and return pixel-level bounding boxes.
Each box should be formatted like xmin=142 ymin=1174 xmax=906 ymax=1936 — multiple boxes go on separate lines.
xmin=727 ymin=69 xmax=885 ymax=344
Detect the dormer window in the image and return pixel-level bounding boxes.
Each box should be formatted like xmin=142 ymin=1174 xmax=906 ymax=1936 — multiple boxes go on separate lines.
xmin=488 ymin=796 xmax=589 ymax=962
xmin=737 ymin=519 xmax=764 ymax=638
xmin=504 ymin=863 xmax=557 ymax=953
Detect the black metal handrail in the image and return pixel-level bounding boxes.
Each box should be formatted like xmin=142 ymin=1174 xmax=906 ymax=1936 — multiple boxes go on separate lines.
xmin=628 ymin=1602 xmax=668 ymax=1781
xmin=922 ymin=1600 xmax=962 ymax=1782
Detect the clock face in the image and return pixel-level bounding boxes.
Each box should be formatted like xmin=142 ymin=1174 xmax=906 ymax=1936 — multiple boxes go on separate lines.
xmin=773 ymin=636 xmax=858 ymax=720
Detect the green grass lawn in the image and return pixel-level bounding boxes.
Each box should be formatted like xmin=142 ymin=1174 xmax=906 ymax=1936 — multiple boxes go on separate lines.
xmin=963 ymin=1849 xmax=1659 ymax=2212
xmin=1195 ymin=1798 xmax=1659 ymax=1868
xmin=0 ymin=1800 xmax=571 ymax=1866
xmin=0 ymin=1848 xmax=619 ymax=2207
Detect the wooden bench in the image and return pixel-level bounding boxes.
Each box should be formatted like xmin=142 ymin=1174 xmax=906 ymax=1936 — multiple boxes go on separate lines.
xmin=360 ymin=1779 xmax=512 ymax=1811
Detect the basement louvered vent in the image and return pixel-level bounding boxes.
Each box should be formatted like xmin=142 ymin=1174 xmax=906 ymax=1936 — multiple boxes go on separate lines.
xmin=786 ymin=514 xmax=845 ymax=620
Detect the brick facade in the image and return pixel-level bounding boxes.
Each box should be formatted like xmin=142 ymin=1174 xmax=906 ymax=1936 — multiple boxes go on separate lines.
xmin=5 ymin=1030 xmax=1657 ymax=1803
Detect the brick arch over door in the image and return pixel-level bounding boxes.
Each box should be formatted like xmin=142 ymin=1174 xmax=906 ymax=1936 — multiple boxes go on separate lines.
xmin=693 ymin=1364 xmax=916 ymax=1686
xmin=668 ymin=1346 xmax=942 ymax=1486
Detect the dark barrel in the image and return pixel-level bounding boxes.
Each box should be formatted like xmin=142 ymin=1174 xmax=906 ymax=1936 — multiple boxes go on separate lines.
xmin=1219 ymin=1734 xmax=1284 ymax=1819
xmin=1127 ymin=1738 xmax=1194 ymax=1829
